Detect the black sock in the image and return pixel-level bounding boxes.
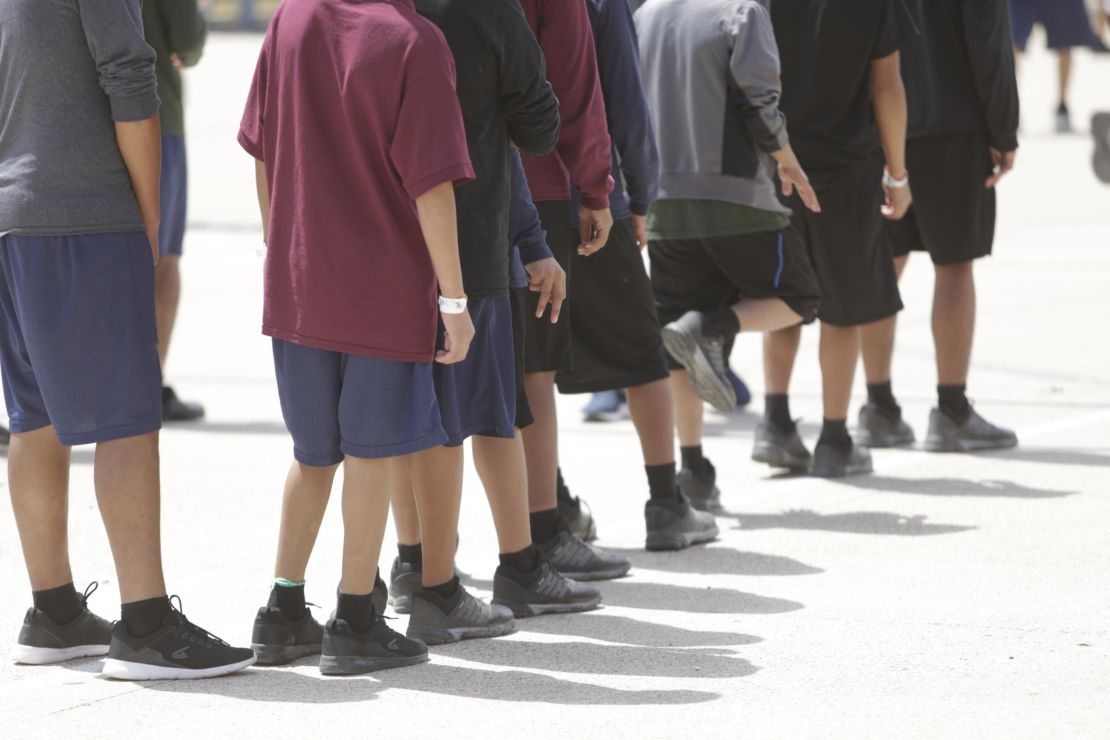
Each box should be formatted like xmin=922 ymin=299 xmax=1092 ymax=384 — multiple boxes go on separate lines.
xmin=818 ymin=418 xmax=853 ymax=453
xmin=418 ymin=575 xmax=462 ymax=613
xmin=764 ymin=394 xmax=794 ymax=430
xmin=555 ymin=467 xmax=573 ymax=506
xmin=397 ymin=542 xmax=423 ymax=569
xmin=866 ymin=381 xmax=901 ymax=418
xmin=646 ymin=462 xmax=679 ymax=501
xmin=529 ymin=508 xmax=562 ymax=544
xmin=938 ymin=384 xmax=971 ymax=424
xmin=121 ymin=595 xmax=173 ymax=638
xmin=336 ymin=591 xmax=374 ymax=633
xmin=702 ymin=308 xmax=740 ymax=338
xmin=679 ymin=445 xmax=705 ymax=471
xmin=499 ymin=544 xmax=542 ymax=585
xmin=268 ymin=583 xmax=306 ymax=620
xmin=32 ymin=582 xmax=82 ymax=624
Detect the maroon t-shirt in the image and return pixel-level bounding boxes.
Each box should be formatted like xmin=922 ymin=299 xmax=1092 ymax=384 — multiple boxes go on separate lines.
xmin=239 ymin=0 xmax=474 ymax=362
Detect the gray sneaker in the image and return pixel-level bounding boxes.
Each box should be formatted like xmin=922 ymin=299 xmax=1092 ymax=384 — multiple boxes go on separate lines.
xmin=924 ymin=408 xmax=1017 ymax=453
xmin=538 ymin=530 xmax=631 ymax=581
xmin=558 ymin=494 xmax=597 ymax=542
xmin=492 ymin=561 xmax=602 ymax=618
xmin=810 ymin=441 xmax=873 ymax=478
xmin=14 ymin=583 xmax=111 ymax=665
xmin=644 ymin=495 xmax=719 ymax=551
xmin=406 ymin=586 xmax=516 ymax=646
xmin=677 ymin=461 xmax=721 ymax=512
xmin=856 ymin=403 xmax=915 ymax=448
xmin=752 ymin=421 xmax=812 ymax=471
xmin=388 ymin=559 xmax=421 ymax=615
xmin=662 ymin=311 xmax=736 ymax=412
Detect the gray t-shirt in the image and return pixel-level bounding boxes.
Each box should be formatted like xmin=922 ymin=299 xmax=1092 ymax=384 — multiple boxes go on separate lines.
xmin=0 ymin=0 xmax=160 ymax=237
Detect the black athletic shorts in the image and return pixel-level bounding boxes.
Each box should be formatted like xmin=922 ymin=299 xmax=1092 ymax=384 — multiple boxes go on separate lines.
xmin=888 ymin=133 xmax=997 ymax=265
xmin=517 ymin=201 xmax=574 ymax=374
xmin=650 ymin=227 xmax=821 ymax=370
xmin=783 ymin=157 xmax=903 ymax=326
xmin=509 ymin=287 xmax=533 ymax=430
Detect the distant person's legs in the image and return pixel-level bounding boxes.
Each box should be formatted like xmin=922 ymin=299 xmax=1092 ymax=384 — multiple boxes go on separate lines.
xmin=858 ymin=254 xmax=915 ymax=447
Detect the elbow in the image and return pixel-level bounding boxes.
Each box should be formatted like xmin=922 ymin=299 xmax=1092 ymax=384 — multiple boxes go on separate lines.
xmin=511 ymin=119 xmax=561 ymax=158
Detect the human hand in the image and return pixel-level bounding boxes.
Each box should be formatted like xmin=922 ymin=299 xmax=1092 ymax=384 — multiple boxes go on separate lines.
xmin=525 ymin=257 xmax=567 ymax=323
xmin=773 ymin=146 xmax=821 ymax=213
xmin=985 ymin=148 xmax=1016 ymax=188
xmin=881 ymin=169 xmax=913 ymax=220
xmin=437 ymin=309 xmax=475 ymax=364
xmin=577 ymin=205 xmax=613 ymax=256
xmin=631 ymin=213 xmax=648 ymax=251
xmin=146 ymin=225 xmax=161 ymax=266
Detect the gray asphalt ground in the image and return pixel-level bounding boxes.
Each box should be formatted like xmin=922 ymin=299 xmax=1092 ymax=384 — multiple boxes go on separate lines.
xmin=2 ymin=32 xmax=1108 ymax=740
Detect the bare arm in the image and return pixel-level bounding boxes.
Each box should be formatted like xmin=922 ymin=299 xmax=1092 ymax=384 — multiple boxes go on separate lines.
xmin=254 ymin=159 xmax=270 ymax=245
xmin=115 ymin=115 xmax=162 ymax=264
xmin=414 ymin=182 xmax=474 ymax=365
xmin=870 ymin=52 xmax=912 ymax=220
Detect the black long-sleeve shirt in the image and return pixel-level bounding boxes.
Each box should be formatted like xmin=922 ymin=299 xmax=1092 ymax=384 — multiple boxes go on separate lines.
xmin=416 ymin=0 xmax=560 ymax=297
xmin=900 ymin=0 xmax=1020 ymax=150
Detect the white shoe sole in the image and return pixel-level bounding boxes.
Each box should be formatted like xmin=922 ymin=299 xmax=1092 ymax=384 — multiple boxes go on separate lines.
xmin=102 ymin=655 xmax=256 ymax=681
xmin=13 ymin=643 xmax=109 ymax=665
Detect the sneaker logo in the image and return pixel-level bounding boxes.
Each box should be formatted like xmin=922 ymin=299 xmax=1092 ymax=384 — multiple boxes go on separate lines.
xmin=386 ymin=640 xmax=400 ymax=652
xmin=171 ymin=647 xmax=190 ymax=660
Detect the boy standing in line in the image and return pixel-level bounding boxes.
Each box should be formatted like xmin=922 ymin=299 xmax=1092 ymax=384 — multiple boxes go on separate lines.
xmin=634 ymin=0 xmax=823 ymax=510
xmin=754 ymin=0 xmax=915 ymax=478
xmin=142 ymin=0 xmax=208 ymax=421
xmin=240 ymin=0 xmax=476 ymax=674
xmin=859 ymin=0 xmax=1020 ymax=453
xmin=2 ymin=0 xmax=253 ymax=680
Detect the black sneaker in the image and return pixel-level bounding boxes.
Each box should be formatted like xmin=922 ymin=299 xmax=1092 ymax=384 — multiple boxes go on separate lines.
xmin=924 ymin=407 xmax=1017 ymax=453
xmin=14 ymin=583 xmax=110 ymax=665
xmin=752 ymin=421 xmax=812 ymax=472
xmin=162 ymin=386 xmax=205 ymax=422
xmin=644 ymin=494 xmax=719 ymax=551
xmin=388 ymin=558 xmax=421 ymax=615
xmin=677 ymin=459 xmax=720 ymax=512
xmin=1055 ymin=102 xmax=1073 ymax=134
xmin=251 ymin=606 xmax=323 ymax=666
xmin=1094 ymin=112 xmax=1110 ymax=184
xmin=810 ymin=440 xmax=873 ymax=478
xmin=492 ymin=560 xmax=602 ymax=618
xmin=538 ymin=529 xmax=631 ymax=581
xmin=372 ymin=571 xmax=388 ymax=615
xmin=0 ymin=424 xmax=10 ymax=446
xmin=318 ymin=615 xmax=428 ymax=675
xmin=662 ymin=311 xmax=736 ymax=412
xmin=406 ymin=586 xmax=516 ymax=645
xmin=558 ymin=494 xmax=597 ymax=542
xmin=102 ymin=598 xmax=255 ymax=680
xmin=856 ymin=403 xmax=915 ymax=448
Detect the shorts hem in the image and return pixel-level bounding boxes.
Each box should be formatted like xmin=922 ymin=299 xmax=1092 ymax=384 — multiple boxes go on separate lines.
xmin=556 ymin=366 xmax=670 ymax=395
xmin=292 ymin=448 xmax=345 ymax=468
xmin=340 ymin=429 xmax=449 ymax=460
xmin=55 ymin=417 xmax=162 ymax=447
xmin=446 ymin=422 xmax=517 ymax=448
xmin=7 ymin=415 xmax=53 ymax=435
xmin=819 ymin=304 xmax=903 ymax=328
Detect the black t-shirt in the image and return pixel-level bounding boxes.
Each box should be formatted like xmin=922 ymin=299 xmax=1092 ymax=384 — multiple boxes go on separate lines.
xmin=415 ymin=0 xmax=560 ymax=297
xmin=772 ymin=0 xmax=916 ymax=187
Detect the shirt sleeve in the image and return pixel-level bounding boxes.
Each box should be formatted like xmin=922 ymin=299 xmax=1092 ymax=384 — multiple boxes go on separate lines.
xmin=509 ymin=149 xmax=554 ymax=266
xmin=161 ymin=0 xmax=208 ymax=68
xmin=390 ymin=37 xmax=475 ymax=201
xmin=592 ymin=0 xmax=659 ymax=216
xmin=497 ymin=0 xmax=561 ymax=158
xmin=729 ymin=2 xmax=789 ymax=155
xmin=872 ymin=0 xmax=917 ymax=59
xmin=237 ymin=34 xmax=269 ymax=161
xmin=961 ymin=0 xmax=1020 ymax=151
xmin=533 ymin=0 xmax=614 ymax=210
xmin=76 ymin=0 xmax=160 ymax=122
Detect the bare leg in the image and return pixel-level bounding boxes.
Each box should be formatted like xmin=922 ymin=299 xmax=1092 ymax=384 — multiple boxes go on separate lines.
xmin=1057 ymin=48 xmax=1073 ymax=109
xmin=731 ymin=297 xmax=802 ymax=333
xmin=8 ymin=427 xmax=73 ymax=591
xmin=625 ymin=377 xmax=675 ymax=466
xmin=819 ymin=323 xmax=862 ymax=421
xmin=274 ymin=461 xmax=338 ymax=581
xmin=339 ymin=456 xmax=392 ymax=596
xmin=933 ymin=261 xmax=976 ymax=386
xmin=472 ymin=433 xmax=532 ymax=555
xmin=411 ymin=446 xmax=464 ymax=588
xmin=389 ymin=456 xmax=421 ymax=546
xmin=669 ymin=370 xmax=704 ymax=448
xmin=861 ymin=255 xmax=910 ymax=384
xmin=94 ymin=432 xmax=166 ymax=604
xmin=763 ymin=325 xmax=803 ymax=395
xmin=154 ymin=255 xmax=181 ymax=370
xmin=521 ymin=371 xmax=558 ymax=513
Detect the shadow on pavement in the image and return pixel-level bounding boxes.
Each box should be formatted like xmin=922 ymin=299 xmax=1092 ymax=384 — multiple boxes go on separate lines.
xmin=518 ymin=612 xmax=762 ymax=648
xmin=829 ymin=476 xmax=1076 ymax=499
xmin=439 ymin=640 xmax=757 ymax=680
xmin=971 ymin=446 xmax=1110 ymax=468
xmin=130 ymin=667 xmax=381 ymax=704
xmin=726 ymin=509 xmax=975 ymax=536
xmin=600 ymin=546 xmax=823 ymax=576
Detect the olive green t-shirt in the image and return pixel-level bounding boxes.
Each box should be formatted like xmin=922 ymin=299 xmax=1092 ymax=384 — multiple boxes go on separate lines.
xmin=647 ymin=199 xmax=790 ymax=241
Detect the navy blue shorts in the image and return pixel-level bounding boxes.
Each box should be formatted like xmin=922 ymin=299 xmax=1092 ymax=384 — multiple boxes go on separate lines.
xmin=0 ymin=232 xmax=162 ymax=445
xmin=1011 ymin=0 xmax=1099 ymax=50
xmin=159 ymin=134 xmax=187 ymax=258
xmin=435 ymin=295 xmax=517 ymax=447
xmin=272 ymin=339 xmax=447 ymax=466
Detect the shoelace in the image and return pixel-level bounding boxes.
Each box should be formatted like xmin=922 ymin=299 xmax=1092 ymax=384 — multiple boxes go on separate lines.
xmin=80 ymin=581 xmax=100 ymax=609
xmin=168 ymin=595 xmax=230 ymax=648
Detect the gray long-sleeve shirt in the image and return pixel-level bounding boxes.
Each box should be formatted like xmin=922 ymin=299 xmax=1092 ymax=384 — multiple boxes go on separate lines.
xmin=0 ymin=0 xmax=160 ymax=237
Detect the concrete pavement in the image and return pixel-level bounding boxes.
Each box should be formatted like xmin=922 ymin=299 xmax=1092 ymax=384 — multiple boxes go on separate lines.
xmin=1 ymin=33 xmax=1108 ymax=739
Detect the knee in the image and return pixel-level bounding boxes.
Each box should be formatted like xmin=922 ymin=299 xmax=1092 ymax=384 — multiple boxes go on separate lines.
xmin=934 ymin=260 xmax=975 ymax=286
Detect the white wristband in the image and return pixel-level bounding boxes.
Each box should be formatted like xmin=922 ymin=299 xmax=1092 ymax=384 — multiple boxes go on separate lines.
xmin=438 ymin=295 xmax=468 ymax=315
xmin=883 ymin=169 xmax=909 ymax=189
